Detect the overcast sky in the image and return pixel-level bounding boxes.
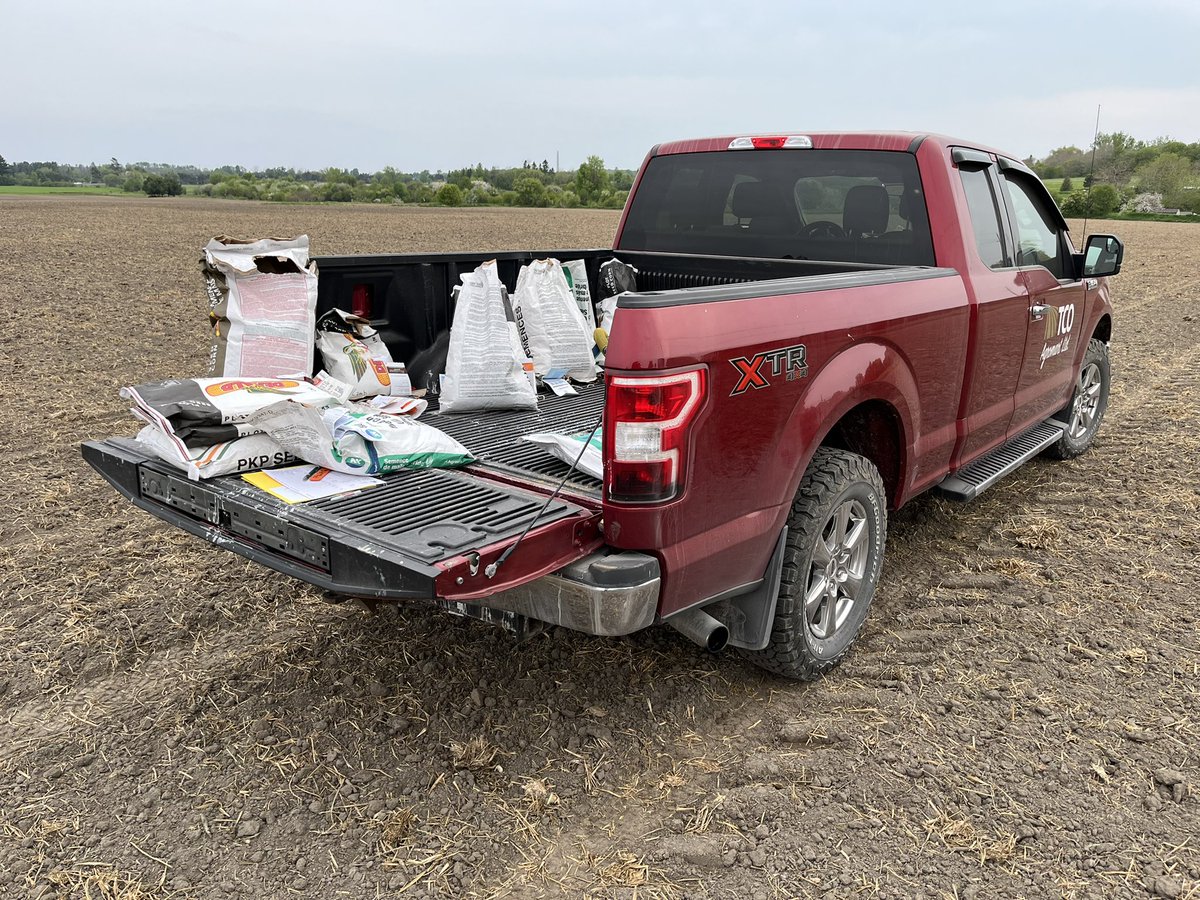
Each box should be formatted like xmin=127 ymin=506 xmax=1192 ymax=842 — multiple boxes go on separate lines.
xmin=4 ymin=0 xmax=1198 ymax=173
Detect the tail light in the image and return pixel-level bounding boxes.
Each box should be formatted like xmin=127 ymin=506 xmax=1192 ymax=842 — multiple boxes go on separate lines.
xmin=604 ymin=369 xmax=706 ymax=503
xmin=351 ymin=283 xmax=373 ymax=319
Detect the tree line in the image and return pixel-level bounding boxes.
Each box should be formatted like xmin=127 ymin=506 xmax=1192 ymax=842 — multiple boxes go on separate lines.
xmin=0 ymin=153 xmax=634 ymax=208
xmin=6 ymin=133 xmax=1194 ymax=216
xmin=1026 ymin=133 xmax=1200 ymax=216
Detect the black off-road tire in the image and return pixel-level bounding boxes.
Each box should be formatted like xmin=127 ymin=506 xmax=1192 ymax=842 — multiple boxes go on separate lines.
xmin=1044 ymin=338 xmax=1110 ymax=460
xmin=743 ymin=447 xmax=887 ymax=681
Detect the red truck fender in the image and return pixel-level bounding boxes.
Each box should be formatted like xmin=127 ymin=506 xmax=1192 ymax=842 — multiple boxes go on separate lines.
xmin=777 ymin=339 xmax=920 ymax=515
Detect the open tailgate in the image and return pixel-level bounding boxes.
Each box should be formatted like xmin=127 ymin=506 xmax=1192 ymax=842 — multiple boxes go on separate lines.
xmin=82 ymin=438 xmax=603 ymax=602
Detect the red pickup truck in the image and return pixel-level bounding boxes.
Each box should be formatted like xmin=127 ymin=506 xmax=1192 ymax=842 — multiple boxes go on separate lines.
xmin=83 ymin=131 xmax=1124 ymax=680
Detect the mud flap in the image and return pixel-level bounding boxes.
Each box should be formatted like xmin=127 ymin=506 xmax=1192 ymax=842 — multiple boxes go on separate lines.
xmin=711 ymin=527 xmax=788 ymax=651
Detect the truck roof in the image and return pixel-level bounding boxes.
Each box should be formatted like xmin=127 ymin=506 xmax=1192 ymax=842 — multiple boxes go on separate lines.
xmin=653 ymin=132 xmax=1018 ymax=161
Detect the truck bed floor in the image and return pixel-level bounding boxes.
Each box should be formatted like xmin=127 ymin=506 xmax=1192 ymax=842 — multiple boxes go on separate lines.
xmin=431 ymin=381 xmax=605 ymax=496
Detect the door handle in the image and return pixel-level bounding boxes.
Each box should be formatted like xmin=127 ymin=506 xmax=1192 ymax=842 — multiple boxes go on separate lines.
xmin=1030 ymin=304 xmax=1050 ymax=321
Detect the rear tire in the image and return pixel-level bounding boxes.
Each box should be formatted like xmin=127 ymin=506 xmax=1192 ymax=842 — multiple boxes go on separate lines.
xmin=743 ymin=448 xmax=887 ymax=681
xmin=1045 ymin=338 xmax=1110 ymax=460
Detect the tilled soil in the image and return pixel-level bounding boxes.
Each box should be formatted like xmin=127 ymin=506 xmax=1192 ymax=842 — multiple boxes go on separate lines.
xmin=0 ymin=196 xmax=1197 ymax=900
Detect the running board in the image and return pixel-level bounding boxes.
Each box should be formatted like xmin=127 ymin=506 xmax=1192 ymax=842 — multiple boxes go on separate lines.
xmin=936 ymin=421 xmax=1064 ymax=501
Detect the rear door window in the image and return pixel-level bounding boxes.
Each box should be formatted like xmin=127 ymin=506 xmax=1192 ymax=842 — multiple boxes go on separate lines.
xmin=959 ymin=166 xmax=1010 ymax=269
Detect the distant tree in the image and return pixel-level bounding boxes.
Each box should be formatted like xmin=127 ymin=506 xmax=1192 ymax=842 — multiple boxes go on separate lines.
xmin=123 ymin=173 xmax=145 ymax=192
xmin=575 ymin=155 xmax=610 ymax=206
xmin=513 ymin=176 xmax=546 ymax=207
xmin=1060 ymin=176 xmax=1073 ymax=193
xmin=143 ymin=172 xmax=183 ymax=196
xmin=1089 ymin=183 xmax=1120 ymax=216
xmin=215 ymin=178 xmax=263 ymax=200
xmin=323 ymin=167 xmax=358 ymax=186
xmin=407 ymin=182 xmax=434 ymax=203
xmin=1060 ymin=184 xmax=1120 ymax=218
xmin=320 ymin=182 xmax=353 ymax=202
xmin=101 ymin=173 xmax=121 ymax=188
xmin=435 ymin=183 xmax=463 ymax=206
xmin=0 ymin=154 xmax=10 ymax=185
xmin=1120 ymin=192 xmax=1164 ymax=214
xmin=611 ymin=169 xmax=635 ymax=191
xmin=1136 ymin=152 xmax=1193 ymax=197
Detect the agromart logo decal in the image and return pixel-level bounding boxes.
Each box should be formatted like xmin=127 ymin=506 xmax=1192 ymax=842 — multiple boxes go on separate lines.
xmin=729 ymin=343 xmax=809 ymax=395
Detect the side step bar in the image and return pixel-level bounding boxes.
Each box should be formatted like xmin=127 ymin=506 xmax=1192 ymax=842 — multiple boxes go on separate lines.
xmin=936 ymin=420 xmax=1064 ymax=501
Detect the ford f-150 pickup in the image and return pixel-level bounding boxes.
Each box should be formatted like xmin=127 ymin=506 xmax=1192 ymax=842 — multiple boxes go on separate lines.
xmin=83 ymin=131 xmax=1125 ymax=680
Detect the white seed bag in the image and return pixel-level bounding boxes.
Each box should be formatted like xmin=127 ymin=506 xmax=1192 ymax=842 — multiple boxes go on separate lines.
xmin=315 ymin=309 xmax=406 ymax=399
xmin=512 ymin=259 xmax=597 ymax=382
xmin=440 ymin=261 xmax=538 ymax=414
xmin=251 ymin=400 xmax=473 ymax=476
xmin=136 ymin=424 xmax=295 ymax=481
xmin=316 ymin=308 xmax=393 ymax=361
xmin=203 ymin=235 xmax=319 ymax=378
xmin=561 ymin=259 xmax=597 ymax=331
xmin=316 ymin=331 xmax=403 ymax=399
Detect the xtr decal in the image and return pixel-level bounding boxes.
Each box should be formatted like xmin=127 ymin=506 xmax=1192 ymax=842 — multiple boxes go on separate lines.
xmin=729 ymin=343 xmax=809 ymax=396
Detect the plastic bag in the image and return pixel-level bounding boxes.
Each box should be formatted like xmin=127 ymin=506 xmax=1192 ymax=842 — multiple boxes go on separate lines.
xmin=202 ymin=235 xmax=319 ymax=378
xmin=512 ymin=259 xmax=597 ymax=382
xmin=251 ymin=400 xmax=473 ymax=476
xmin=523 ymin=428 xmax=602 ymax=480
xmin=135 ymin=424 xmax=294 ymax=481
xmin=440 ymin=261 xmax=538 ymax=414
xmin=598 ymin=258 xmax=637 ymax=299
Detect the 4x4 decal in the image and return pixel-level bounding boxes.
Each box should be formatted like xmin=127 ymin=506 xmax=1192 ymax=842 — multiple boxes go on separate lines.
xmin=729 ymin=343 xmax=809 ymax=395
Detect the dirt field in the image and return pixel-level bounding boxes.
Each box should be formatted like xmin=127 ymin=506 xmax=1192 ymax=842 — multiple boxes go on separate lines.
xmin=1 ymin=196 xmax=1197 ymax=900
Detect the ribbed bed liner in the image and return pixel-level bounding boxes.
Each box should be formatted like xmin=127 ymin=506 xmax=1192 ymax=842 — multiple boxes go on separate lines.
xmin=303 ymin=467 xmax=582 ymax=561
xmin=429 ymin=381 xmax=606 ymax=495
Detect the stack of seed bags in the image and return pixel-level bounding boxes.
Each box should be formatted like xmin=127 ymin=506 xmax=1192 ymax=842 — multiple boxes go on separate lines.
xmin=123 ymin=376 xmax=334 ymax=480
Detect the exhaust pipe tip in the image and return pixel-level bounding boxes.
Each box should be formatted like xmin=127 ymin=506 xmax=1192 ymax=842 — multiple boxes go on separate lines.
xmin=667 ymin=607 xmax=729 ymax=653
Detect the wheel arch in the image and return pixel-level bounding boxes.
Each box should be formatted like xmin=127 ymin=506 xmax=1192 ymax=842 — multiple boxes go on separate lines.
xmin=819 ymin=399 xmax=906 ymax=509
xmin=779 ymin=341 xmax=917 ymax=513
xmin=1092 ymin=313 xmax=1112 ymax=344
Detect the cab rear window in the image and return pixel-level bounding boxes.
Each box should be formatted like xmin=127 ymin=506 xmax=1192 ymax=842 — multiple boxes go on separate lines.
xmin=619 ymin=149 xmax=935 ymax=267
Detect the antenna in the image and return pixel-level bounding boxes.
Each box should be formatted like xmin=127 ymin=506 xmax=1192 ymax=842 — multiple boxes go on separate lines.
xmin=1081 ymin=104 xmax=1101 ymax=244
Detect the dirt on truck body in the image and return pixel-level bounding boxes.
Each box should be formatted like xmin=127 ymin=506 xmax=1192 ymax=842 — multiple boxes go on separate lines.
xmin=1 ymin=196 xmax=1198 ymax=899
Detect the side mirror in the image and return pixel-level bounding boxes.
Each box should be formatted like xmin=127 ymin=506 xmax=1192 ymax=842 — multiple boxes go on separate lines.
xmin=1082 ymin=233 xmax=1123 ymax=277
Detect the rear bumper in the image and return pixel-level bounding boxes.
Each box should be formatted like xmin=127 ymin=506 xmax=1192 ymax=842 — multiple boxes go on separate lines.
xmin=462 ymin=552 xmax=661 ymax=636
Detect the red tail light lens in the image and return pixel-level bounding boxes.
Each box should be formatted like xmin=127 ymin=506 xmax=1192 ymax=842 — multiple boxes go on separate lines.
xmin=351 ymin=283 xmax=373 ymax=318
xmin=604 ymin=369 xmax=706 ymax=503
